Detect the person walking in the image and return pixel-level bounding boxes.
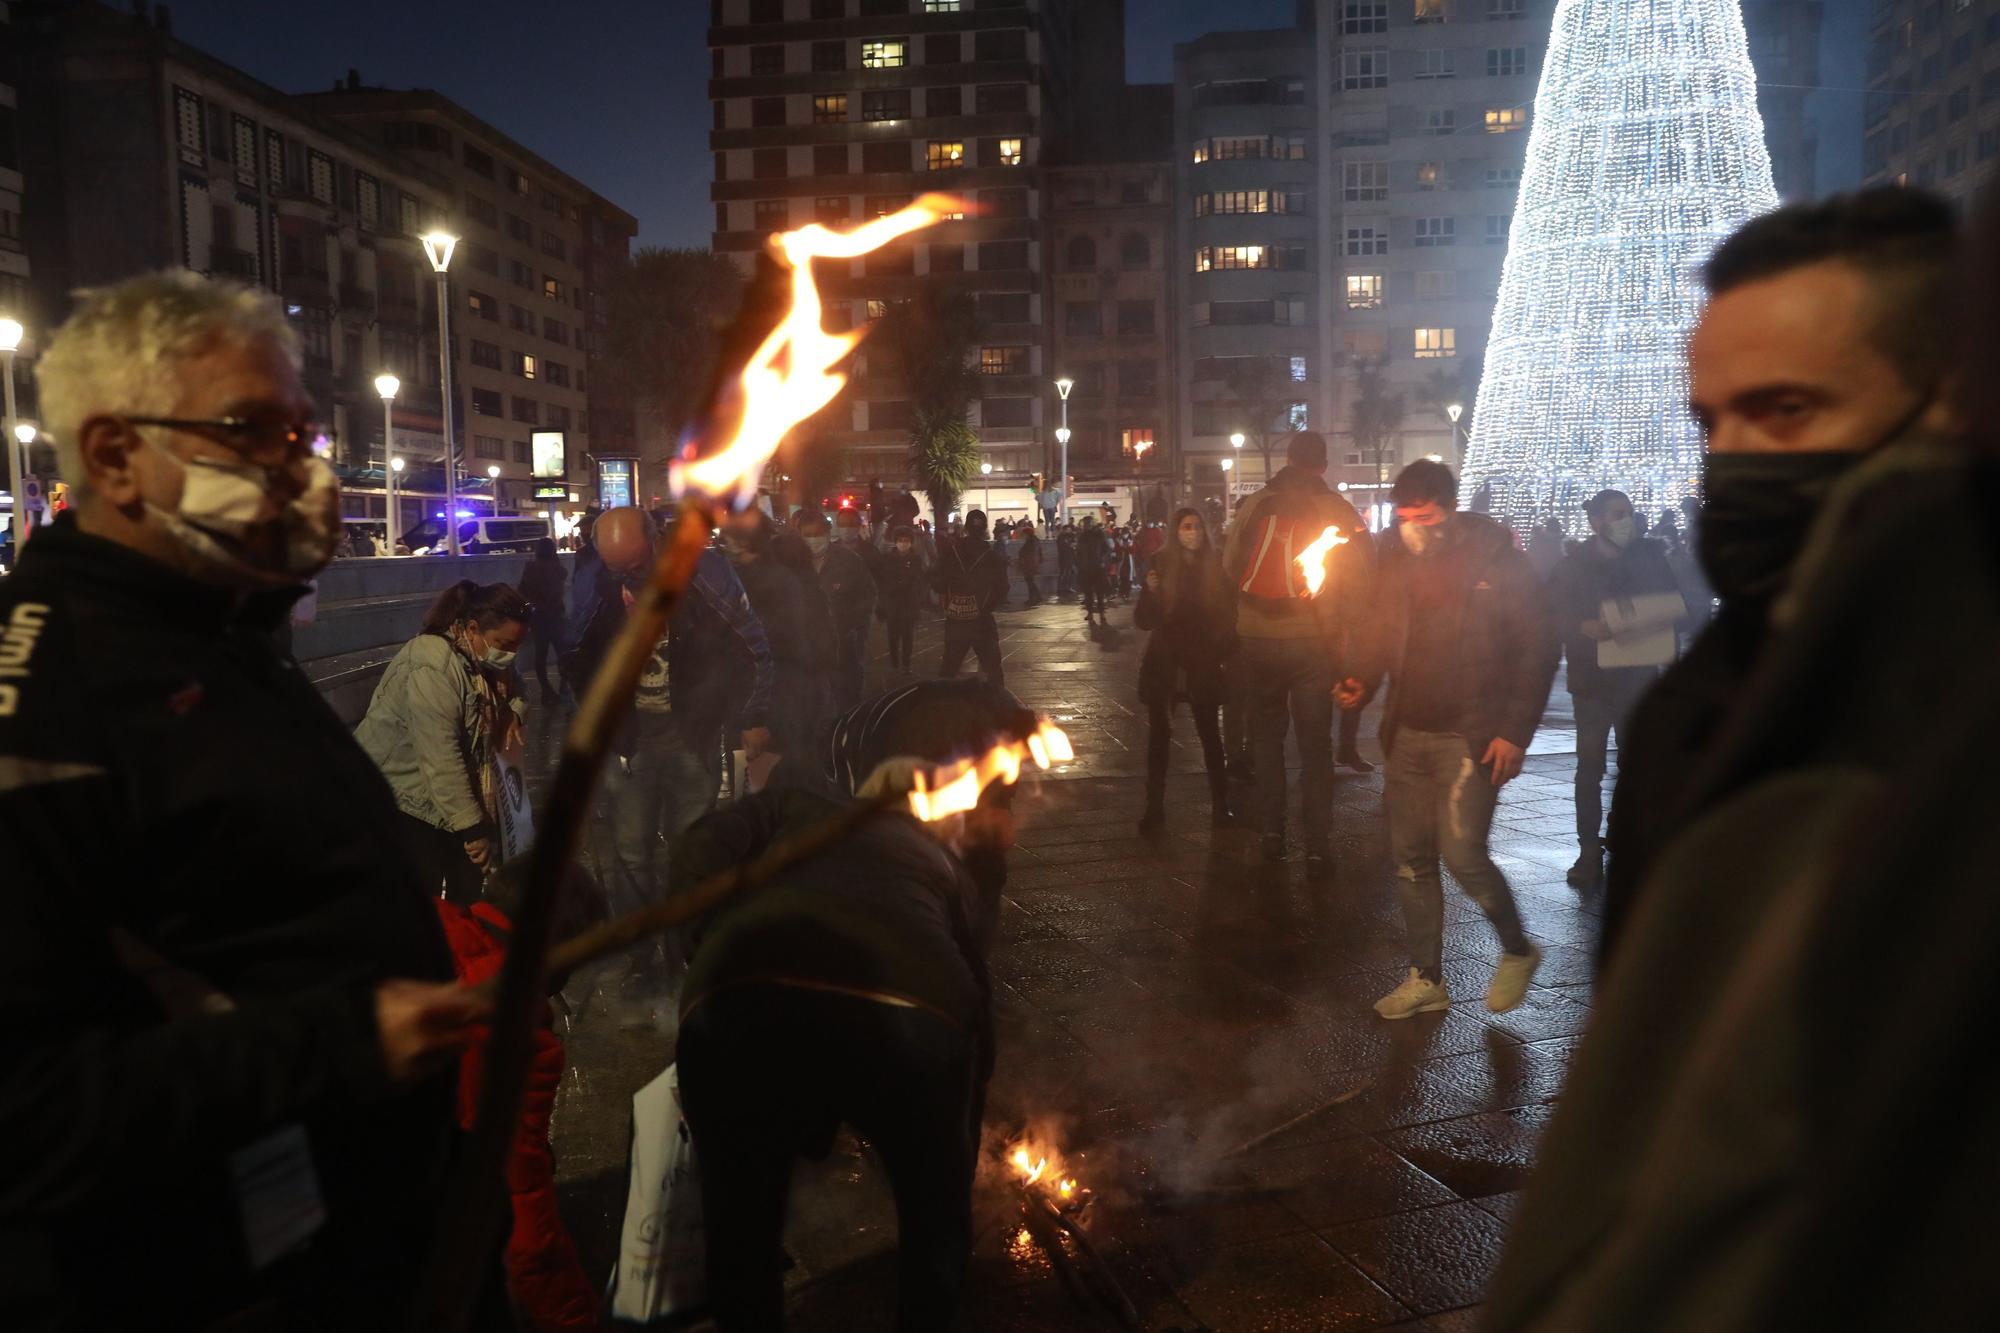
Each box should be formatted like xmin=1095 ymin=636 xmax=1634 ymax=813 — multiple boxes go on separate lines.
xmin=1223 ymin=431 xmax=1371 ymax=878
xmin=357 ymin=580 xmax=531 ymax=904
xmin=1548 ymin=489 xmax=1686 ymax=891
xmin=1338 ymin=460 xmax=1557 ymax=1019
xmin=1136 ymin=509 xmax=1236 ymax=833
xmin=800 ymin=510 xmax=877 ymax=712
xmin=518 ymin=536 xmax=568 ymax=703
xmin=933 ymin=508 xmax=1009 ymax=686
xmin=0 ymin=270 xmax=494 ymax=1327
xmin=875 ymin=525 xmax=927 ymax=674
xmin=1055 ymin=520 xmax=1077 ymax=600
xmin=1017 ymin=526 xmax=1044 ymax=606
xmin=1075 ymin=515 xmax=1110 ymax=624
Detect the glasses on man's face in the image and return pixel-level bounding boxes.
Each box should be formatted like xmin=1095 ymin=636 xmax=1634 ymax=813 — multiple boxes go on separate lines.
xmin=123 ymin=414 xmax=326 ymax=467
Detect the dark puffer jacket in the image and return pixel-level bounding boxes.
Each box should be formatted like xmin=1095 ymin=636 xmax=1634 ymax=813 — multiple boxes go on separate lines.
xmin=1134 ymin=555 xmax=1236 ymax=708
xmin=1548 ymin=535 xmax=1685 ymax=700
xmin=1351 ymin=512 xmax=1559 ymax=761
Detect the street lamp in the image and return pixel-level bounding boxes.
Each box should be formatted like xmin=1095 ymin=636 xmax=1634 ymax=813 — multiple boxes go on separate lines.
xmin=1219 ymin=456 xmax=1235 ymax=524
xmin=1054 ymin=377 xmax=1074 ymax=523
xmin=1443 ymin=402 xmax=1469 ymax=469
xmin=980 ymin=460 xmax=993 ymax=514
xmin=0 ymin=317 xmax=23 ymax=552
xmin=421 ymin=231 xmax=461 ymax=556
xmin=374 ymin=373 xmax=400 ymax=556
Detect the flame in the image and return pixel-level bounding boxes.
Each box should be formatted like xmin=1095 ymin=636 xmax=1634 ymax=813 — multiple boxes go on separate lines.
xmin=1011 ymin=1148 xmax=1049 ymax=1186
xmin=1295 ymin=525 xmax=1350 ymax=597
xmin=671 ymin=194 xmax=964 ymax=507
xmin=1008 ymin=1131 xmax=1084 ymax=1208
xmin=907 ymin=718 xmax=1074 ymax=823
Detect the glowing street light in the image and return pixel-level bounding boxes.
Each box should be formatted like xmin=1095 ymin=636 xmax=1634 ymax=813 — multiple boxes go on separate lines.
xmin=420 ymin=231 xmax=462 ymax=555
xmin=1053 ymin=377 xmax=1074 ymax=523
xmin=980 ymin=460 xmax=993 ymax=514
xmin=1 ymin=317 xmax=26 ymax=551
xmin=375 ymin=373 xmax=401 ymax=556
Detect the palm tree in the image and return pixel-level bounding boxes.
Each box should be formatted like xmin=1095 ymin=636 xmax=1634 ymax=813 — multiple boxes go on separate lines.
xmin=877 ymin=281 xmax=983 ymax=516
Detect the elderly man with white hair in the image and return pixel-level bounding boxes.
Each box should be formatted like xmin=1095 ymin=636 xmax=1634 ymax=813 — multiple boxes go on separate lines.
xmin=0 ymin=272 xmax=503 ymax=1328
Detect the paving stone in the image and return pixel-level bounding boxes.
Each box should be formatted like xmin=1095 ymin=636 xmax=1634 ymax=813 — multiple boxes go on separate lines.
xmin=1324 ymin=1201 xmax=1511 ymax=1316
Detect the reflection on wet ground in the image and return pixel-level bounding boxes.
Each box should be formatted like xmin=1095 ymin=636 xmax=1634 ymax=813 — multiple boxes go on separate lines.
xmin=533 ymin=590 xmax=1606 ymax=1330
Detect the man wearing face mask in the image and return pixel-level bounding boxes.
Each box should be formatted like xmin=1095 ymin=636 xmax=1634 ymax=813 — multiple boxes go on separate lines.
xmin=560 ymin=507 xmax=774 ymax=1019
xmin=1337 ymin=460 xmax=1557 ymax=1019
xmin=1596 ymin=189 xmax=1961 ymax=971
xmin=1548 ymin=490 xmax=1686 ymax=892
xmin=0 ymin=272 xmax=500 ymax=1326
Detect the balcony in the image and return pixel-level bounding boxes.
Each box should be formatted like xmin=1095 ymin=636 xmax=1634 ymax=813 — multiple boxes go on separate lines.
xmin=281 ymin=269 xmax=332 ymax=308
xmin=338 ymin=283 xmax=376 ymax=314
xmin=211 ymin=245 xmax=260 ymax=280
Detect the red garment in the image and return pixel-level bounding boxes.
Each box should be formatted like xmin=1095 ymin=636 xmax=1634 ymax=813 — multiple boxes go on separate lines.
xmin=436 ymin=901 xmax=601 ymax=1333
xmin=1136 ymin=527 xmax=1165 ymax=563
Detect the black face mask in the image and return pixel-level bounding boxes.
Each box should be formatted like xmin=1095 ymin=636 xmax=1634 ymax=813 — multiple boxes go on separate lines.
xmin=1696 ymin=451 xmax=1862 ymax=603
xmin=1696 ymin=396 xmax=1934 ymax=603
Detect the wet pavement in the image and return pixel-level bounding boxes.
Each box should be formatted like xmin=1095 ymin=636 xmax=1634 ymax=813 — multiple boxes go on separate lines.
xmin=532 ymin=586 xmax=1607 ymax=1331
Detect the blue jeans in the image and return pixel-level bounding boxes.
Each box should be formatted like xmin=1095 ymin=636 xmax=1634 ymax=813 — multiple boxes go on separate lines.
xmin=1573 ymin=676 xmax=1652 ymax=850
xmin=605 ymin=718 xmax=716 ymax=979
xmin=1386 ymin=729 xmax=1529 ymax=979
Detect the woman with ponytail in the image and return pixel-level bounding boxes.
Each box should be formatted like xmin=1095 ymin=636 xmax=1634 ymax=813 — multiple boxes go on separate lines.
xmin=1135 ymin=509 xmax=1237 ymax=834
xmin=358 ymin=579 xmax=531 ymax=902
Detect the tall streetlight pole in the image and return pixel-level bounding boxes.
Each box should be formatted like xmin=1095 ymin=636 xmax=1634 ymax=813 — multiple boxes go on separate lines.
xmin=375 ymin=373 xmax=400 ymax=557
xmin=1219 ymin=456 xmax=1234 ymax=524
xmin=421 ymin=231 xmax=461 ymax=556
xmin=1 ymin=317 xmax=23 ymax=554
xmin=979 ymin=461 xmax=993 ymax=515
xmin=1445 ymin=402 xmax=1468 ymax=465
xmin=1054 ymin=377 xmax=1073 ymax=523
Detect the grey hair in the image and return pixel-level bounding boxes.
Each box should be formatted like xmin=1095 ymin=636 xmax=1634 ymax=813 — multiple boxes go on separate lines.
xmin=35 ymin=270 xmax=300 ymax=492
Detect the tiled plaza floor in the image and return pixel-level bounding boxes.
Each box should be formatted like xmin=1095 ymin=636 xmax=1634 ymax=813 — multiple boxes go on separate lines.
xmin=539 ymin=588 xmax=1607 ymax=1331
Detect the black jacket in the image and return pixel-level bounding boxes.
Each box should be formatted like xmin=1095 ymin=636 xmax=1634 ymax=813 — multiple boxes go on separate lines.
xmin=1548 ymin=536 xmax=1683 ymax=700
xmin=0 ymin=516 xmax=459 ymax=1329
xmin=813 ymin=542 xmax=877 ymax=634
xmin=1134 ymin=557 xmax=1236 ymax=707
xmin=932 ymin=536 xmax=1009 ymax=617
xmin=874 ymin=547 xmax=926 ymax=620
xmin=1353 ymin=513 xmax=1559 ymax=759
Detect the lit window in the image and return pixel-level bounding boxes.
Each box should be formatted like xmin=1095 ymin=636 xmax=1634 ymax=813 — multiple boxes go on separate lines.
xmin=1289 ymin=356 xmax=1309 ymax=383
xmin=924 ymin=0 xmax=961 ymax=10
xmin=998 ymin=138 xmax=1024 ymax=167
xmin=867 ymin=299 xmax=890 ymax=321
xmin=813 ymin=94 xmax=848 ymax=123
xmin=1121 ymin=427 xmax=1156 ymax=459
xmin=1415 ymin=327 xmax=1457 ymax=359
xmin=1288 ymin=402 xmax=1310 ymax=430
xmin=1346 ymin=275 xmax=1385 ymax=309
xmin=980 ymin=345 xmax=1028 ymax=375
xmin=1414 ymin=0 xmax=1445 ymax=22
xmin=519 ymin=353 xmax=538 ymax=380
xmin=1416 ymin=161 xmax=1445 ymax=191
xmin=1486 ymin=106 xmax=1527 ymax=133
xmin=1342 ymin=48 xmax=1389 ymax=91
xmin=1195 ymin=245 xmax=1269 ymax=272
xmin=862 ymin=41 xmax=907 ymax=69
xmin=927 ymin=141 xmax=965 ymax=170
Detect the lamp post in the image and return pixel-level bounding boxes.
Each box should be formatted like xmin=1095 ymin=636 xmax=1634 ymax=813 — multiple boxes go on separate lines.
xmin=1445 ymin=402 xmax=1468 ymax=468
xmin=1 ymin=317 xmax=23 ymax=553
xmin=980 ymin=461 xmax=993 ymax=515
xmin=374 ymin=373 xmax=400 ymax=556
xmin=390 ymin=457 xmax=405 ymax=552
xmin=421 ymin=231 xmax=461 ymax=556
xmin=1054 ymin=377 xmax=1073 ymax=522
xmin=1219 ymin=457 xmax=1235 ymax=525
xmin=487 ymin=464 xmax=501 ymax=514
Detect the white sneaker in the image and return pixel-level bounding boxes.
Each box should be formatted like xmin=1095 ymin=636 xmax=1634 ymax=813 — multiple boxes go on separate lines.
xmin=1374 ymin=968 xmax=1451 ymax=1020
xmin=1485 ymin=945 xmax=1543 ymax=1013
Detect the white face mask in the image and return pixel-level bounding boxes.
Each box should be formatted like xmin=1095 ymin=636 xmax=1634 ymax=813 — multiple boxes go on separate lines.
xmin=483 ymin=646 xmax=517 ymax=669
xmin=804 ymin=534 xmax=830 ymax=556
xmin=149 ymin=451 xmax=342 ymax=588
xmin=1399 ymin=519 xmax=1447 ymax=557
xmin=1602 ymin=516 xmax=1637 ymax=548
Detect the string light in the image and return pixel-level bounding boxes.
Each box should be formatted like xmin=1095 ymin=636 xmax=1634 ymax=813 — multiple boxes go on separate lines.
xmin=1461 ymin=0 xmax=1778 ymax=532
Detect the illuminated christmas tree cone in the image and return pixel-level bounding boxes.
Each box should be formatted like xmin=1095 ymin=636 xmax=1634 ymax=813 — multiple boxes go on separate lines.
xmin=1461 ymin=0 xmax=1779 ymax=531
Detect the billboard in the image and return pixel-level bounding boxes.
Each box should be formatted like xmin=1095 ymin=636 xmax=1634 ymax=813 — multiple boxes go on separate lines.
xmin=531 ymin=430 xmax=567 ymax=480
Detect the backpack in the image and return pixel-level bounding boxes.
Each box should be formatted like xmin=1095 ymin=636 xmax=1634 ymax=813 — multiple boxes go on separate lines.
xmin=945 ymin=544 xmax=988 ymax=620
xmin=1236 ymin=485 xmax=1328 ymax=615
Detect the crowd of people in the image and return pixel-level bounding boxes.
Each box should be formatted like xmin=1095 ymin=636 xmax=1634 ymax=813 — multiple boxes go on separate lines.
xmin=3 ymin=181 xmax=1996 ymax=1331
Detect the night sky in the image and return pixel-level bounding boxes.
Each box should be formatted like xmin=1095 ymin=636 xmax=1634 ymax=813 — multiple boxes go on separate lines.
xmin=156 ymin=0 xmax=1862 ymax=249
xmin=156 ymin=0 xmax=1300 ymax=251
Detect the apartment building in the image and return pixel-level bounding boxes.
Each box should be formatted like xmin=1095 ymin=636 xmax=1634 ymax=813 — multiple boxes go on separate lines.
xmin=1173 ymin=28 xmax=1323 ymax=507
xmin=1042 ymin=85 xmax=1176 ymax=522
xmin=708 ymin=0 xmax=1082 ymax=495
xmin=1743 ymin=0 xmax=1827 ymax=202
xmin=1862 ymin=0 xmax=2000 ymax=205
xmin=302 ymin=83 xmax=638 ymax=514
xmin=0 ymin=1 xmax=26 ymax=330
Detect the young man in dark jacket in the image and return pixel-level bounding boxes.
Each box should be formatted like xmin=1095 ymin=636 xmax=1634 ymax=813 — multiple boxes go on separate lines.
xmin=1074 ymin=516 xmax=1110 ymax=623
xmin=875 ymin=525 xmax=927 ymax=673
xmin=1339 ymin=461 xmax=1557 ymax=1019
xmin=1547 ymin=489 xmax=1687 ymax=890
xmin=674 ymin=685 xmax=1031 ymax=1332
xmin=933 ymin=509 xmax=1010 ymax=686
xmin=0 ymin=273 xmax=493 ymax=1328
xmin=722 ymin=511 xmax=832 ymax=786
xmin=799 ymin=510 xmax=878 ymax=711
